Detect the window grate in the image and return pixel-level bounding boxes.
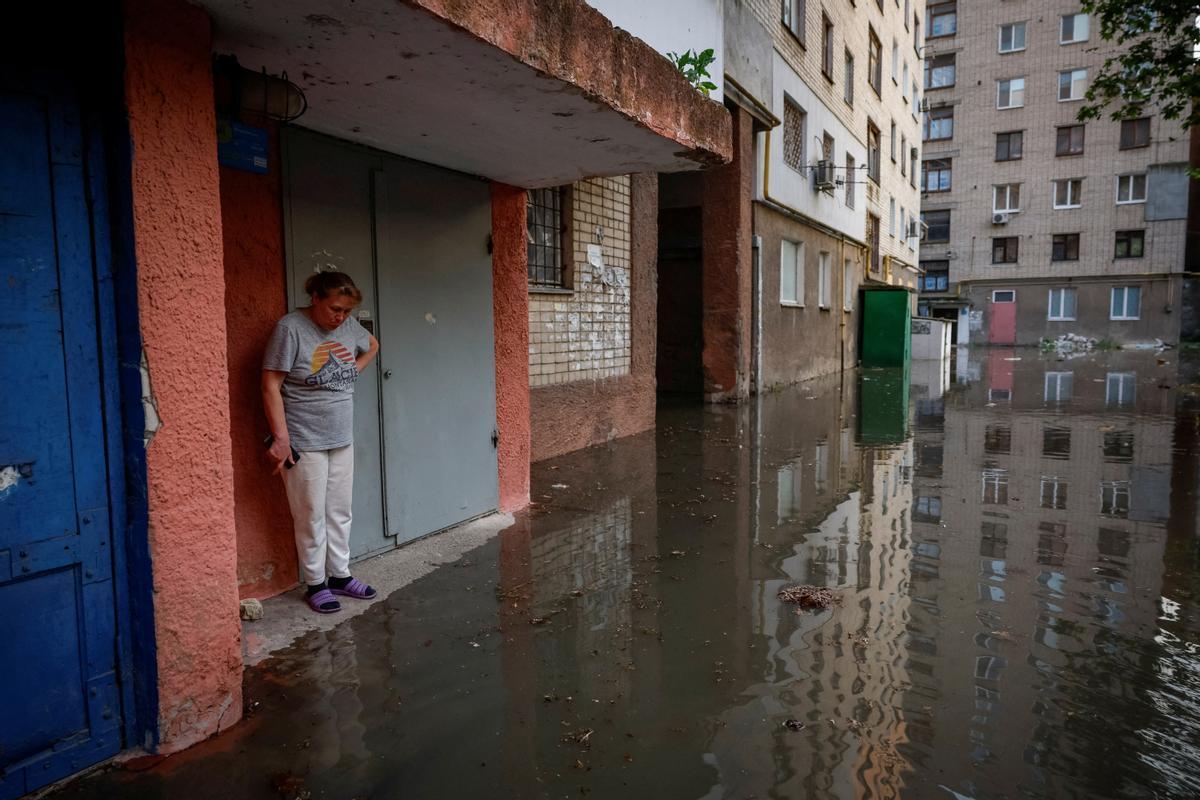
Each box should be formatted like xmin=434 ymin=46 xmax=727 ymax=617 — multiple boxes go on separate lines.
xmin=527 ymin=187 xmax=565 ymax=288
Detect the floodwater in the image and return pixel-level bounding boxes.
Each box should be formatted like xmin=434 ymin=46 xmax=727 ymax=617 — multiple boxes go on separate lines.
xmin=52 ymin=350 xmax=1200 ymax=800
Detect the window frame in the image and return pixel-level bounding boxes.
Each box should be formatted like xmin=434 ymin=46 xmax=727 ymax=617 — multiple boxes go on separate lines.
xmin=822 ymin=14 xmax=835 ymax=79
xmin=867 ymin=121 xmax=882 ymax=183
xmin=997 ymin=77 xmax=1025 ymax=109
xmin=928 ymin=2 xmax=957 ymax=38
xmin=923 ymin=106 xmax=954 ymax=142
xmin=992 ymin=183 xmax=1021 ymax=213
xmin=1060 ymin=12 xmax=1089 ymax=44
xmin=995 ymin=130 xmax=1023 ymax=161
xmin=998 ymin=21 xmax=1027 ymax=53
xmin=781 ymin=0 xmax=807 ymax=43
xmin=1119 ymin=117 xmax=1151 ymax=150
xmin=843 ymin=48 xmax=855 ymax=105
xmin=783 ymin=98 xmax=806 ymax=173
xmin=526 ymin=186 xmax=573 ymax=290
xmin=992 ymin=236 xmax=1019 ymax=264
xmin=1114 ymin=229 xmax=1145 ymax=259
xmin=1058 ymin=68 xmax=1087 ymax=102
xmin=1116 ymin=173 xmax=1147 ymax=204
xmin=1052 ymin=178 xmax=1082 ymax=209
xmin=922 ymin=158 xmax=952 ymax=193
xmin=845 ymin=153 xmax=856 ymax=207
xmin=923 ymin=209 xmax=951 ymax=243
xmin=1047 ymin=287 xmax=1077 ymax=321
xmin=1110 ymin=286 xmax=1141 ymax=320
xmin=1051 ymin=233 xmax=1081 ymax=262
xmin=818 ymin=251 xmax=832 ymax=309
xmin=1055 ymin=124 xmax=1085 ymax=156
xmin=868 ymin=27 xmax=883 ymax=95
xmin=780 ymin=238 xmax=806 ymax=306
xmin=925 ymin=53 xmax=956 ymax=90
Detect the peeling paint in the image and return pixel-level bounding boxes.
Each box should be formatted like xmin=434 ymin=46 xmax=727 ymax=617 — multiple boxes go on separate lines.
xmin=140 ymin=348 xmax=162 ymax=447
xmin=0 ymin=466 xmax=20 ymax=496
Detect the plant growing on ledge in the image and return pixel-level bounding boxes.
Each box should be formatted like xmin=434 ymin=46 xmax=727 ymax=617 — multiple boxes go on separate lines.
xmin=666 ymin=48 xmax=718 ymax=97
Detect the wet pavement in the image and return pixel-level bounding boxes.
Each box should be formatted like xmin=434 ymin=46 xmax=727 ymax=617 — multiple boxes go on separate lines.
xmin=50 ymin=350 xmax=1200 ymax=799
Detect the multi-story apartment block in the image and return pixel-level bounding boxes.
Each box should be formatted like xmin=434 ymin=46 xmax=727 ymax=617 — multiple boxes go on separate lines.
xmin=917 ymin=2 xmax=1191 ymax=345
xmin=748 ymin=0 xmax=925 ymax=385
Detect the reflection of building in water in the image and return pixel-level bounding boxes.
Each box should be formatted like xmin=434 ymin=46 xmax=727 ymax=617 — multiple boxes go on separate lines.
xmin=906 ymin=353 xmax=1175 ymax=796
xmin=701 ymin=373 xmax=918 ymax=798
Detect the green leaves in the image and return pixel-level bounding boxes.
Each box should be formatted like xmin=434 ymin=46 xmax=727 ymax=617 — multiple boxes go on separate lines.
xmin=666 ymin=48 xmax=719 ymax=97
xmin=1078 ymin=0 xmax=1200 ymax=131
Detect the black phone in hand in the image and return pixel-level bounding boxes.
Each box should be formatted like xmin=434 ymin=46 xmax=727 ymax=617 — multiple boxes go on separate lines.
xmin=264 ymin=435 xmax=301 ymax=469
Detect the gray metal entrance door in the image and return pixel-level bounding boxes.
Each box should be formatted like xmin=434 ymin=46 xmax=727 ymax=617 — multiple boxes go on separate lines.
xmin=282 ymin=129 xmax=389 ymax=559
xmin=374 ymin=161 xmax=499 ymax=542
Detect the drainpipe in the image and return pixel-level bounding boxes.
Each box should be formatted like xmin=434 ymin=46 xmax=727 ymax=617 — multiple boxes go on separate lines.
xmin=752 ymin=234 xmax=763 ymax=395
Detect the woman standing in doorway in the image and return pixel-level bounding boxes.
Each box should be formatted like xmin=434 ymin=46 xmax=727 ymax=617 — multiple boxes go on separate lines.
xmin=262 ymin=271 xmax=381 ymax=613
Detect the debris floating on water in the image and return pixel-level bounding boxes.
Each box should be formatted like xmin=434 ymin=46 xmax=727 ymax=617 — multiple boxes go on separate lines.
xmin=777 ymin=585 xmax=842 ymax=610
xmin=783 ymin=719 xmax=805 ymax=731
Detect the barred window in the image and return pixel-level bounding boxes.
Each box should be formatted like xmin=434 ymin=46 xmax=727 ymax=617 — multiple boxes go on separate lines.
xmin=527 ymin=187 xmax=569 ymax=289
xmin=784 ymin=99 xmax=806 ymax=171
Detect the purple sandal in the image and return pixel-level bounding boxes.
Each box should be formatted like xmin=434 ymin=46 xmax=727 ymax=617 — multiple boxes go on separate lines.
xmin=306 ymin=588 xmax=341 ymax=614
xmin=329 ymin=577 xmax=377 ymax=600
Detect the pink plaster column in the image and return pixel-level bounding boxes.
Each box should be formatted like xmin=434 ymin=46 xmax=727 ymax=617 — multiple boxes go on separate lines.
xmin=491 ymin=183 xmax=531 ymax=511
xmin=123 ymin=0 xmax=243 ymax=751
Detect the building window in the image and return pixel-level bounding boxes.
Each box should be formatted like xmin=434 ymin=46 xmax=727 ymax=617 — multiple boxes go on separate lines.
xmin=1103 ymin=431 xmax=1134 ymax=462
xmin=889 ymin=196 xmax=896 ymax=236
xmin=924 ymin=106 xmax=953 ymax=141
xmin=844 ymin=49 xmax=855 ymax=105
xmin=868 ymin=27 xmax=883 ymax=94
xmin=925 ymin=54 xmax=956 ymax=89
xmin=914 ymin=495 xmax=942 ymax=523
xmin=981 ymin=522 xmax=1008 ymax=558
xmin=910 ymin=146 xmax=918 ymax=187
xmin=985 ymin=425 xmax=1012 ymax=455
xmin=1044 ymin=426 xmax=1072 ymax=458
xmin=1040 ymin=477 xmax=1068 ymax=510
xmin=903 ymin=62 xmax=910 ymax=98
xmin=781 ymin=0 xmax=806 ymax=41
xmin=992 ymin=236 xmax=1019 ymax=264
xmin=921 ymin=261 xmax=950 ymax=292
xmin=1055 ymin=125 xmax=1085 ymax=156
xmin=901 ymin=135 xmax=908 ymax=175
xmin=780 ymin=239 xmax=805 ymax=305
xmin=890 ymin=120 xmax=898 ymax=161
xmin=823 ymin=14 xmax=835 ymax=78
xmin=1115 ymin=229 xmax=1145 ymax=259
xmin=783 ymin=99 xmax=806 ymax=172
xmin=845 ymin=153 xmax=856 ymax=207
xmin=818 ymin=251 xmax=832 ymax=308
xmin=928 ymin=2 xmax=957 ymax=37
xmin=527 ymin=187 xmax=568 ymax=288
xmin=1120 ymin=117 xmax=1151 ymax=149
xmin=1047 ymin=287 xmax=1077 ymax=320
xmin=1060 ymin=13 xmax=1089 ymax=44
xmin=992 ymin=290 xmax=1016 ymax=303
xmin=1053 ymin=178 xmax=1082 ymax=208
xmin=891 ymin=39 xmax=899 ymax=82
xmin=923 ymin=210 xmax=950 ymax=243
xmin=1106 ymin=372 xmax=1136 ymax=406
xmin=981 ymin=468 xmax=1009 ymax=505
xmin=822 ymin=131 xmax=834 ymax=163
xmin=867 ymin=121 xmax=881 ymax=182
xmin=912 ymin=81 xmax=921 ymax=116
xmin=1116 ymin=173 xmax=1147 ymax=204
xmin=843 ymin=258 xmax=855 ymax=310
xmin=867 ymin=214 xmax=881 ymax=272
xmin=995 ymin=131 xmax=1023 ymax=161
xmin=914 ymin=16 xmax=921 ymax=53
xmin=1045 ymin=371 xmax=1073 ymax=403
xmin=1110 ymin=286 xmax=1141 ymax=320
xmin=922 ymin=158 xmax=952 ymax=192
xmin=998 ymin=22 xmax=1027 ymax=53
xmin=1052 ymin=233 xmax=1080 ymax=261
xmin=1100 ymin=481 xmax=1131 ymax=517
xmin=993 ymin=183 xmax=1021 ymax=213
xmin=1058 ymin=69 xmax=1087 ymax=101
xmin=997 ymin=77 xmax=1025 ymax=109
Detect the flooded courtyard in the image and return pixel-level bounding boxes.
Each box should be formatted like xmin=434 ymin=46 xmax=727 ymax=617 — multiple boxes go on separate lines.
xmin=52 ymin=350 xmax=1200 ymax=799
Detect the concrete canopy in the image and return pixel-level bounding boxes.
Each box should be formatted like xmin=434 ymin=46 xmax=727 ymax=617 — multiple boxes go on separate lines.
xmin=200 ymin=0 xmax=733 ymax=187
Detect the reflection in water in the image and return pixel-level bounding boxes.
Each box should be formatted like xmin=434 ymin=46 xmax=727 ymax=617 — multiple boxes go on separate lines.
xmin=50 ymin=354 xmax=1200 ymax=800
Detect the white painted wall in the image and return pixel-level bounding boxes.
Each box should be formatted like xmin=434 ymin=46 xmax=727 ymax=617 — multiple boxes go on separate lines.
xmin=759 ymin=52 xmax=866 ymax=240
xmin=586 ymin=0 xmax=724 ymax=102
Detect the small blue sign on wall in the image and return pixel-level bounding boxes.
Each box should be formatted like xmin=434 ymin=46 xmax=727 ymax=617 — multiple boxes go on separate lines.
xmin=217 ymin=119 xmax=268 ymax=174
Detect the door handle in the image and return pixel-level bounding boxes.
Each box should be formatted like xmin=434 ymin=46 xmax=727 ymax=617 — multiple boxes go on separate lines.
xmin=383 ymin=369 xmax=393 ymax=379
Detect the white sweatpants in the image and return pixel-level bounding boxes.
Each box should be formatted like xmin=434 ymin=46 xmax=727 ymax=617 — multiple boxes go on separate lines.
xmin=282 ymin=444 xmax=354 ymax=586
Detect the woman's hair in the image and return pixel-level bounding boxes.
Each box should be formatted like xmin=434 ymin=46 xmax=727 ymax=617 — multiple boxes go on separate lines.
xmin=304 ymin=270 xmax=363 ymax=304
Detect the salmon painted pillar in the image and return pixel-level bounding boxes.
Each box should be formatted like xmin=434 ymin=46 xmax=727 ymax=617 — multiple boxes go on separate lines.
xmin=491 ymin=183 xmax=531 ymax=511
xmin=123 ymin=0 xmax=243 ymax=751
xmin=702 ymin=106 xmax=753 ymax=403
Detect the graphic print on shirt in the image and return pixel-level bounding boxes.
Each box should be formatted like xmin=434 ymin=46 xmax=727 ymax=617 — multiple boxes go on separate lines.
xmin=306 ymin=340 xmax=358 ymax=391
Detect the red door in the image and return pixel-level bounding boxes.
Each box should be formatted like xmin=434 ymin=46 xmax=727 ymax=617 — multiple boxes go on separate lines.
xmin=989 ymin=291 xmax=1017 ymax=345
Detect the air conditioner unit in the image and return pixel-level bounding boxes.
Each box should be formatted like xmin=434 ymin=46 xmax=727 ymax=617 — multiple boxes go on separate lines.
xmin=814 ymin=159 xmax=836 ymax=190
xmin=991 ymin=212 xmax=1011 ymax=225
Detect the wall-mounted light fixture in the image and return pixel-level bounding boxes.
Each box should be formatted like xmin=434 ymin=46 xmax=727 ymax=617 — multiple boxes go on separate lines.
xmin=213 ymin=54 xmax=307 ymax=122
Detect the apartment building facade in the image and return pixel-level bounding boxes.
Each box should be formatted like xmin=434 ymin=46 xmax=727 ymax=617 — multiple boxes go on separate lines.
xmin=917 ymin=1 xmax=1191 ymax=345
xmin=750 ymin=0 xmax=924 ymax=386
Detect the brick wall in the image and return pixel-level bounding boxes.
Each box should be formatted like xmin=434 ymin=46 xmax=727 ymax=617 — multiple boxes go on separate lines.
xmin=529 ymin=176 xmax=633 ymax=386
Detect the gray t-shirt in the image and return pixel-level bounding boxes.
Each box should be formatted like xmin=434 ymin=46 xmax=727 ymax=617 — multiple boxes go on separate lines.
xmin=263 ymin=310 xmax=372 ymax=451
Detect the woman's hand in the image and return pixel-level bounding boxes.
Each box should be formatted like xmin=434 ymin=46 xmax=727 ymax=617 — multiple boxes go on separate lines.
xmin=356 ymin=334 xmax=380 ymax=373
xmin=266 ymin=436 xmax=294 ymax=475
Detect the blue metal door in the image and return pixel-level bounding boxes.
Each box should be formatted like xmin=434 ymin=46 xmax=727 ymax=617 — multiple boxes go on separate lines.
xmin=0 ymin=77 xmax=124 ymax=797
